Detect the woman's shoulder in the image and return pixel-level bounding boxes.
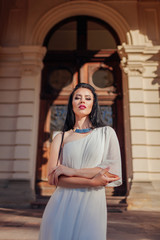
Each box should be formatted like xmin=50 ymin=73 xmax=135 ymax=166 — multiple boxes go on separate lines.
xmin=52 ymin=132 xmax=63 ymax=146
xmin=97 ymin=125 xmax=116 ymax=135
xmin=52 ymin=129 xmax=73 ymax=142
xmin=97 ymin=125 xmax=113 ymax=131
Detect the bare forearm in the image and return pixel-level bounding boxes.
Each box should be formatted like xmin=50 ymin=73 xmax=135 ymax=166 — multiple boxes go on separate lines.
xmin=73 ymin=167 xmax=102 ymax=179
xmin=48 ymin=169 xmax=96 ymax=186
xmin=50 ymin=168 xmax=119 ymax=188
xmin=49 ymin=166 xmax=102 ymax=185
xmin=57 ymin=176 xmax=95 ymax=188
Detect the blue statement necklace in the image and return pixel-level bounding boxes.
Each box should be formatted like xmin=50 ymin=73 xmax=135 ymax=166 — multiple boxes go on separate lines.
xmin=73 ymin=128 xmax=92 ymax=133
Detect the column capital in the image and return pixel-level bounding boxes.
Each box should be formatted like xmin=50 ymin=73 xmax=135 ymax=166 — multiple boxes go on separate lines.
xmin=0 ymin=46 xmax=47 ymax=76
xmin=118 ymin=44 xmax=160 ymax=76
xmin=19 ymin=45 xmax=47 ymax=76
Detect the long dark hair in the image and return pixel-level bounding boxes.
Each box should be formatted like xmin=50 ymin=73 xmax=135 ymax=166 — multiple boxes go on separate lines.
xmin=57 ymin=83 xmax=105 ymax=162
xmin=63 ymin=83 xmax=105 ymax=131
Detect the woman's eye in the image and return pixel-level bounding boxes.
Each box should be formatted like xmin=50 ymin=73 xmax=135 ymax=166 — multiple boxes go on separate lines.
xmin=74 ymin=97 xmax=92 ymax=100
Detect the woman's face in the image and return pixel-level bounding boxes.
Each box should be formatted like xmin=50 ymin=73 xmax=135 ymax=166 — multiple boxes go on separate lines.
xmin=72 ymin=88 xmax=94 ymax=118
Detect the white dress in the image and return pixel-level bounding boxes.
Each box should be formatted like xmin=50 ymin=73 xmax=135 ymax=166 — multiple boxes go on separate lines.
xmin=39 ymin=126 xmax=122 ymax=240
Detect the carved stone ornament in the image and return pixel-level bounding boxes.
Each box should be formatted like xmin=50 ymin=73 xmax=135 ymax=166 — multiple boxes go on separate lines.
xmin=118 ymin=44 xmax=145 ymax=76
xmin=20 ymin=46 xmax=46 ymax=76
xmin=118 ymin=44 xmax=160 ymax=77
xmin=21 ymin=64 xmax=44 ymax=76
xmin=123 ymin=65 xmax=144 ymax=76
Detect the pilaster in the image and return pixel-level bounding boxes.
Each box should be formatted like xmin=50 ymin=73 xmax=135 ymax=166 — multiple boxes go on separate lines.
xmin=0 ymin=46 xmax=46 ymax=191
xmin=19 ymin=46 xmax=46 ymax=190
xmin=118 ymin=43 xmax=160 ymax=182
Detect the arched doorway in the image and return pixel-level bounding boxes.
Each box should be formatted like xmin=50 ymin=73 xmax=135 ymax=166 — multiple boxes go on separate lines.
xmin=36 ymin=16 xmax=127 ymax=203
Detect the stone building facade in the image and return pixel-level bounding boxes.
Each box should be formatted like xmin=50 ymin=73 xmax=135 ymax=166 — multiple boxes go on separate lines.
xmin=0 ymin=0 xmax=160 ymax=209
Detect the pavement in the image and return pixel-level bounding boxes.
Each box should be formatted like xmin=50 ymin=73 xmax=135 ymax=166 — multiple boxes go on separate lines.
xmin=0 ymin=207 xmax=160 ymax=240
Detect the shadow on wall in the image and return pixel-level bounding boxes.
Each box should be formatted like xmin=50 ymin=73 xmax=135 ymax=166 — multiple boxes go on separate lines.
xmin=151 ymin=52 xmax=160 ymax=104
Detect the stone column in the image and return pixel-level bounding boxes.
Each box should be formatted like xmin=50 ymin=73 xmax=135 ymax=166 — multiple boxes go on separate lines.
xmin=119 ymin=44 xmax=160 ymax=210
xmin=0 ymin=45 xmax=46 ymax=207
xmin=19 ymin=46 xmax=46 ymax=191
xmin=119 ymin=44 xmax=160 ymax=182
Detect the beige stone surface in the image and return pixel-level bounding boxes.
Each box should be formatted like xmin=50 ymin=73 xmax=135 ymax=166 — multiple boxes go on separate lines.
xmin=0 ymin=118 xmax=17 ymax=131
xmin=0 ymin=91 xmax=19 ymax=103
xmin=149 ymin=160 xmax=160 ymax=172
xmin=0 ymin=132 xmax=15 ymax=145
xmin=144 ymin=104 xmax=160 ymax=117
xmin=146 ymin=118 xmax=160 ymax=130
xmin=132 ymin=145 xmax=147 ymax=158
xmin=143 ymin=78 xmax=160 ymax=90
xmin=0 ymin=146 xmax=14 ymax=159
xmin=133 ymin=172 xmax=150 ymax=181
xmin=131 ymin=131 xmax=147 ymax=144
xmin=0 ymin=160 xmax=29 ymax=172
xmin=0 ymin=78 xmax=20 ymax=90
xmin=14 ymin=146 xmax=30 ymax=159
xmin=130 ymin=117 xmax=146 ymax=130
xmin=15 ymin=132 xmax=32 ymax=145
xmin=0 ymin=66 xmax=21 ymax=78
xmin=17 ymin=103 xmax=34 ymax=116
xmin=150 ymin=173 xmax=160 ymax=180
xmin=16 ymin=117 xmax=33 ymax=130
xmin=0 ymin=161 xmax=14 ymax=172
xmin=19 ymin=90 xmax=35 ymax=102
xmin=20 ymin=76 xmax=36 ymax=89
xmin=133 ymin=159 xmax=149 ymax=172
xmin=144 ymin=90 xmax=160 ymax=103
xmin=13 ymin=160 xmax=29 ymax=172
xmin=0 ymin=104 xmax=17 ymax=116
xmin=128 ymin=76 xmax=143 ymax=89
xmin=11 ymin=173 xmax=30 ymax=179
xmin=147 ymin=146 xmax=160 ymax=158
xmin=146 ymin=131 xmax=160 ymax=145
xmin=129 ymin=90 xmax=144 ymax=102
xmin=143 ymin=65 xmax=159 ymax=78
xmin=130 ymin=103 xmax=145 ymax=116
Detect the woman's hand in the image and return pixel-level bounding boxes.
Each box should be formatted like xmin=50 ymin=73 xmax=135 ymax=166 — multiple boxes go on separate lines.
xmin=91 ymin=168 xmax=120 ymax=187
xmin=49 ymin=165 xmax=75 ymax=186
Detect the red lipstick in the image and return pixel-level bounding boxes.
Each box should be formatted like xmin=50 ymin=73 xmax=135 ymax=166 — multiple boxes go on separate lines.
xmin=79 ymin=105 xmax=86 ymax=109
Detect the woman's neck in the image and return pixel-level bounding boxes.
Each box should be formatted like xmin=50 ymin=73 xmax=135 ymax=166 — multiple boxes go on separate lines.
xmin=74 ymin=117 xmax=92 ymax=129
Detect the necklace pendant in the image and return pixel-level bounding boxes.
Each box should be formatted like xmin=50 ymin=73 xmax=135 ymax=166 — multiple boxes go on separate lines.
xmin=74 ymin=128 xmax=91 ymax=133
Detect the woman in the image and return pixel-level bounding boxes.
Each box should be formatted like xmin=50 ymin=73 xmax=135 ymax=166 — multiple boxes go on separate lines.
xmin=39 ymin=83 xmax=122 ymax=240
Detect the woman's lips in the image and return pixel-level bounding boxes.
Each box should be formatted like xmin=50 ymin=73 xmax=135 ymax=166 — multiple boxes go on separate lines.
xmin=79 ymin=105 xmax=86 ymax=110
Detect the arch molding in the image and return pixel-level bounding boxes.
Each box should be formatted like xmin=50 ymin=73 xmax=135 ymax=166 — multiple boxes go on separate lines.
xmin=31 ymin=0 xmax=131 ymax=45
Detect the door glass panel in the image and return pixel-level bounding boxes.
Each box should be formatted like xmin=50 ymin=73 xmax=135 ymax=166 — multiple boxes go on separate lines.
xmin=48 ymin=21 xmax=77 ymax=50
xmin=50 ymin=105 xmax=67 ymax=140
xmin=100 ymin=106 xmax=113 ymax=127
xmin=92 ymin=68 xmax=114 ymax=88
xmin=49 ymin=69 xmax=73 ymax=90
xmin=87 ymin=21 xmax=116 ymax=50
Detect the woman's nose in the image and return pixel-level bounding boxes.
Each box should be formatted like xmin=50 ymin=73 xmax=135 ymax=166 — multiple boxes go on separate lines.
xmin=80 ymin=98 xmax=85 ymax=103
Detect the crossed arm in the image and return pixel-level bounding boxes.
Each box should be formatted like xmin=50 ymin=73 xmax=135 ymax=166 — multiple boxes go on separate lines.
xmin=48 ymin=166 xmax=119 ymax=188
xmin=48 ymin=133 xmax=119 ymax=188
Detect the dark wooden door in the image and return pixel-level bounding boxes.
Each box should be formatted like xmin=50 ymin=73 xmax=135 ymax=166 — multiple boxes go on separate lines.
xmin=36 ymin=16 xmax=127 ymax=198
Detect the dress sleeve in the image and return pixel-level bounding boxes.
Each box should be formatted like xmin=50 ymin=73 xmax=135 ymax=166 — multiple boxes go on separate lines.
xmin=96 ymin=126 xmax=122 ymax=187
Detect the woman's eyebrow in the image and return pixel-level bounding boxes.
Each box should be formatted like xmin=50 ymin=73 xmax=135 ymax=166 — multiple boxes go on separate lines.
xmin=75 ymin=94 xmax=91 ymax=97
